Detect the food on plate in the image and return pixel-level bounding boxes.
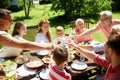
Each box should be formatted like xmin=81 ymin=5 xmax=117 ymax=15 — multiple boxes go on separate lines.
xmin=0 ymin=63 xmax=5 ymax=76
xmin=42 ymin=55 xmax=51 ymax=64
xmin=15 ymin=55 xmax=28 ymax=64
xmin=69 ymin=49 xmax=76 ymax=55
xmin=3 ymin=60 xmax=17 ymax=72
xmin=26 ymin=60 xmax=43 ymax=69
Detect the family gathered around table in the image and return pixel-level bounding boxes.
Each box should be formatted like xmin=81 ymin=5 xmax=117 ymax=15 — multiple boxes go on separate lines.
xmin=0 ymin=8 xmax=120 ymax=80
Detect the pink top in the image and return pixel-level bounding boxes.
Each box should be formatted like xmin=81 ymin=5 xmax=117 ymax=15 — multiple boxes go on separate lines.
xmin=75 ymin=28 xmax=92 ymax=43
xmin=49 ymin=61 xmax=71 ymax=80
xmin=95 ymin=19 xmax=120 ymax=40
xmin=94 ymin=55 xmax=120 ymax=80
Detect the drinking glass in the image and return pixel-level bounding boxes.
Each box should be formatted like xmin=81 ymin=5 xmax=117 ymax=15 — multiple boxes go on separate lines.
xmin=79 ymin=55 xmax=85 ymax=62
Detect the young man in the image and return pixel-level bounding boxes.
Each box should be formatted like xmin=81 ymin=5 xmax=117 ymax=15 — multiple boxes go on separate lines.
xmin=68 ymin=25 xmax=120 ymax=80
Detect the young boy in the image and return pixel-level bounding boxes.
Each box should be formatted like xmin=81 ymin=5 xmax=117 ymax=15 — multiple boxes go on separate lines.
xmin=49 ymin=46 xmax=71 ymax=80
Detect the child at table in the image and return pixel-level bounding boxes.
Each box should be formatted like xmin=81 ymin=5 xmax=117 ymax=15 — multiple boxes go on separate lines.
xmin=52 ymin=26 xmax=66 ymax=47
xmin=49 ymin=46 xmax=71 ymax=80
xmin=0 ymin=21 xmax=27 ymax=57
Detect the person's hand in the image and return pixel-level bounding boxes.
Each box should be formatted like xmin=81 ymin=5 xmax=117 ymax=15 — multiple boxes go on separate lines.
xmin=52 ymin=43 xmax=57 ymax=51
xmin=69 ymin=34 xmax=77 ymax=40
xmin=47 ymin=43 xmax=56 ymax=51
xmin=67 ymin=40 xmax=77 ymax=48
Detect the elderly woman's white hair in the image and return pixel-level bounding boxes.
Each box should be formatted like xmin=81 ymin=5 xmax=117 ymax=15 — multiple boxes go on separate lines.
xmin=75 ymin=18 xmax=84 ymax=25
xmin=110 ymin=25 xmax=120 ymax=35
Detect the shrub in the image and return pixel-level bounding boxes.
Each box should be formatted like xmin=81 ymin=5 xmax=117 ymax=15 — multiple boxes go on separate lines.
xmin=51 ymin=0 xmax=112 ymax=20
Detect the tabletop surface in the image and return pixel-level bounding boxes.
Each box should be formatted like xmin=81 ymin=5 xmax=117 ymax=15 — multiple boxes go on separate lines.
xmin=1 ymin=53 xmax=101 ymax=80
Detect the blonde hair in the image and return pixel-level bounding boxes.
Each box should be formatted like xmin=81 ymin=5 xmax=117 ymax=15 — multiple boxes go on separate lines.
xmin=111 ymin=25 xmax=120 ymax=35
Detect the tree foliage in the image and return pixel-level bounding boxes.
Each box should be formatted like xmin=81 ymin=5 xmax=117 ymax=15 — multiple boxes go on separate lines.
xmin=112 ymin=0 xmax=120 ymax=11
xmin=0 ymin=0 xmax=9 ymax=8
xmin=51 ymin=0 xmax=112 ymax=19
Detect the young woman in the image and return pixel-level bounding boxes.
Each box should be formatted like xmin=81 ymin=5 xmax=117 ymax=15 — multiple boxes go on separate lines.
xmin=35 ymin=20 xmax=52 ymax=55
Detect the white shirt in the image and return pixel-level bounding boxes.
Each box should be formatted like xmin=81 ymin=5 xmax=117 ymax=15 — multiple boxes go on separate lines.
xmin=35 ymin=33 xmax=50 ymax=55
xmin=35 ymin=33 xmax=49 ymax=43
xmin=52 ymin=36 xmax=66 ymax=47
xmin=0 ymin=33 xmax=25 ymax=58
xmin=92 ymin=44 xmax=104 ymax=52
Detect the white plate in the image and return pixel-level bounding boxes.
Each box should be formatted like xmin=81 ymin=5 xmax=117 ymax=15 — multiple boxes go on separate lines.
xmin=71 ymin=62 xmax=87 ymax=70
xmin=36 ymin=50 xmax=50 ymax=56
xmin=39 ymin=68 xmax=49 ymax=80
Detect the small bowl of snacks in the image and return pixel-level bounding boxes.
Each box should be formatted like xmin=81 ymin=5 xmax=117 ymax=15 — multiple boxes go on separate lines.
xmin=42 ymin=55 xmax=51 ymax=64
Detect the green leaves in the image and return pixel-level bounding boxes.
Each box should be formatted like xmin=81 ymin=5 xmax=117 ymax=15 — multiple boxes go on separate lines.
xmin=50 ymin=0 xmax=112 ymax=19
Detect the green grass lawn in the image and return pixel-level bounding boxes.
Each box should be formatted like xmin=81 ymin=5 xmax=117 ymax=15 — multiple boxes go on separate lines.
xmin=9 ymin=4 xmax=120 ymax=43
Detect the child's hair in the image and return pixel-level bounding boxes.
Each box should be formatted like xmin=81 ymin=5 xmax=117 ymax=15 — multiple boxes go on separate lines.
xmin=38 ymin=19 xmax=52 ymax=42
xmin=53 ymin=46 xmax=68 ymax=66
xmin=12 ymin=21 xmax=25 ymax=36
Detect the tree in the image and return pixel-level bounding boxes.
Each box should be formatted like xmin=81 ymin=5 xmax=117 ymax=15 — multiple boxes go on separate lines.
xmin=51 ymin=0 xmax=112 ymax=20
xmin=0 ymin=0 xmax=9 ymax=8
xmin=19 ymin=0 xmax=33 ymax=18
xmin=112 ymin=0 xmax=120 ymax=11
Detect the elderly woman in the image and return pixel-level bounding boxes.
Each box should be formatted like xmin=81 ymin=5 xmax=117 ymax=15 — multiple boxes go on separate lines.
xmin=73 ymin=18 xmax=92 ymax=44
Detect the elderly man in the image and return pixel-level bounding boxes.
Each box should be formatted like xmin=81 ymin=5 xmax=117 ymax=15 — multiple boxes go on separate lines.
xmin=76 ymin=11 xmax=120 ymax=41
xmin=68 ymin=25 xmax=120 ymax=80
xmin=0 ymin=9 xmax=54 ymax=52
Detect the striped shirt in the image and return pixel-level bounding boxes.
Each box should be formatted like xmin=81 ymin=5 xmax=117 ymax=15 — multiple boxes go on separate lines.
xmin=49 ymin=61 xmax=71 ymax=80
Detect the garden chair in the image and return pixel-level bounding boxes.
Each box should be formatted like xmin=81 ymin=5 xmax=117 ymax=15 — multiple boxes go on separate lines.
xmin=70 ymin=20 xmax=90 ymax=29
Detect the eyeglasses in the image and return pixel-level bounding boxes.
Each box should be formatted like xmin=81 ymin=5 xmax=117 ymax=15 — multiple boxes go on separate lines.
xmin=100 ymin=17 xmax=110 ymax=21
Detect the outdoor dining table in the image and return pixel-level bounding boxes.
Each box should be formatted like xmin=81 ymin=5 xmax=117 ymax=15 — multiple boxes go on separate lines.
xmin=2 ymin=52 xmax=103 ymax=80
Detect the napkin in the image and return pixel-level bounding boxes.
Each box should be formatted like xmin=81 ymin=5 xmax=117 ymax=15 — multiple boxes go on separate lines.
xmin=16 ymin=64 xmax=37 ymax=77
